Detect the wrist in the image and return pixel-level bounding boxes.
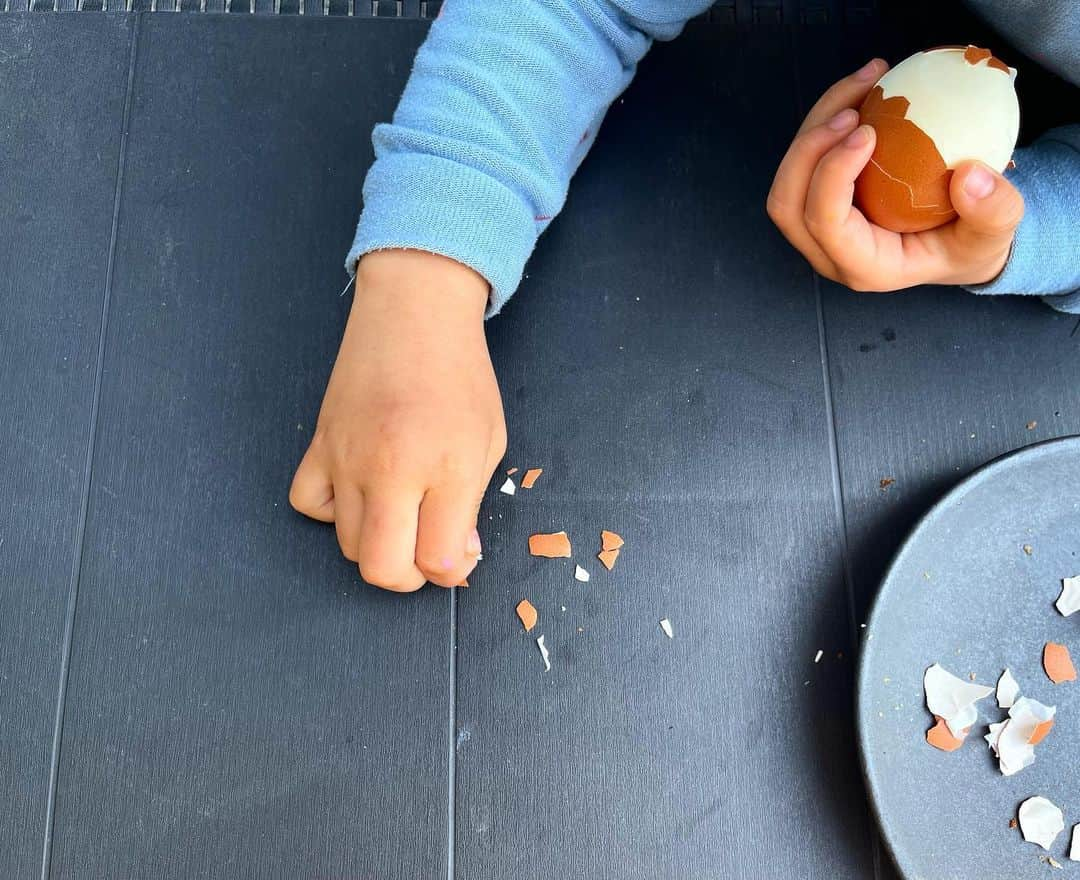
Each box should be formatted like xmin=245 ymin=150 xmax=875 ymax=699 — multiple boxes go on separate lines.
xmin=354 ymin=250 xmax=490 ymax=321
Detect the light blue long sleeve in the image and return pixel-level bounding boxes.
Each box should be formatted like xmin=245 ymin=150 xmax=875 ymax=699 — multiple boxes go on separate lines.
xmin=969 ymin=126 xmax=1080 ymax=313
xmin=346 ymin=0 xmax=1078 ymax=315
xmin=344 ymin=0 xmax=710 ymax=316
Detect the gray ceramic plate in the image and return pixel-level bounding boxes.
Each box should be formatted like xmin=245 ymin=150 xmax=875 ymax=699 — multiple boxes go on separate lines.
xmin=859 ymin=437 xmax=1080 ymax=879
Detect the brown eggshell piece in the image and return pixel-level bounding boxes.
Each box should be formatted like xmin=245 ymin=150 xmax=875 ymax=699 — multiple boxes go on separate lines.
xmin=600 ymin=530 xmax=624 ymax=551
xmin=854 ymin=86 xmax=956 ymax=233
xmin=506 ymin=467 xmax=518 ymax=475
xmin=521 ymin=468 xmax=543 ymax=489
xmin=515 ymin=599 xmax=538 ymax=632
xmin=597 ymin=548 xmax=620 ymax=571
xmin=1029 ymin=719 xmax=1055 ymax=746
xmin=963 ymin=44 xmax=1010 ymax=73
xmin=926 ymin=716 xmax=966 ymax=752
xmin=529 ymin=531 xmax=572 ymax=558
xmin=1043 ymin=642 xmax=1077 ymax=684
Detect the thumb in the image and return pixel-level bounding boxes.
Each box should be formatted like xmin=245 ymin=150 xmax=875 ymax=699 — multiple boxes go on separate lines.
xmin=949 ymin=161 xmax=1024 ymax=250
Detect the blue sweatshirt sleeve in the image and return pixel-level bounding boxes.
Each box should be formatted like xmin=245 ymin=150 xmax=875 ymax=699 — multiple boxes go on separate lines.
xmin=967 ymin=125 xmax=1080 ymax=313
xmin=345 ymin=0 xmax=712 ymax=316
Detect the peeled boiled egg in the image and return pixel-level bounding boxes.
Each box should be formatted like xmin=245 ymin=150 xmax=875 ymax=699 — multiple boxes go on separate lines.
xmin=854 ymin=46 xmax=1020 ymax=233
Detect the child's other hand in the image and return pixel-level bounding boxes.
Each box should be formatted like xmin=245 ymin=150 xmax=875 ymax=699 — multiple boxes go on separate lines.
xmin=290 ymin=250 xmax=506 ymax=591
xmin=767 ymin=59 xmax=1024 ymax=291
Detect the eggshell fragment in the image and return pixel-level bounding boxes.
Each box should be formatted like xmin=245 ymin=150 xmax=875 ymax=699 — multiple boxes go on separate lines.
xmin=1056 ymin=576 xmax=1080 ymax=617
xmin=985 ymin=697 xmax=1056 ymax=775
xmin=601 ymin=530 xmax=624 ymax=551
xmin=1029 ymin=719 xmax=1055 ymax=746
xmin=1070 ymin=825 xmax=1080 ymax=862
xmin=515 ymin=599 xmax=538 ymax=632
xmin=574 ymin=565 xmax=590 ymax=583
xmin=997 ymin=668 xmax=1020 ymax=708
xmin=1019 ymin=796 xmax=1065 ymax=851
xmin=520 ymin=468 xmax=543 ymax=489
xmin=506 ymin=467 xmax=518 ymax=475
xmin=659 ymin=618 xmax=673 ymax=639
xmin=927 ymin=716 xmax=966 ymax=752
xmin=499 ymin=478 xmax=516 ymax=496
xmin=924 ymin=663 xmax=993 ymax=738
xmin=597 ymin=548 xmax=620 ymax=571
xmin=529 ymin=532 xmax=572 ymax=558
xmin=536 ymin=634 xmax=551 ymax=672
xmin=854 ymin=46 xmax=1019 ymax=233
xmin=1044 ymin=642 xmax=1077 ymax=684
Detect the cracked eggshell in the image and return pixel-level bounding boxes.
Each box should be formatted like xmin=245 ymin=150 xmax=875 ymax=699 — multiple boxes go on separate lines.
xmin=1019 ymin=796 xmax=1065 ymax=851
xmin=854 ymin=46 xmax=1019 ymax=233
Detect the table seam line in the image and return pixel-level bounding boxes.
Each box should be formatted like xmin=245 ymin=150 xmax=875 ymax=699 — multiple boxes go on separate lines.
xmin=39 ymin=15 xmax=142 ymax=880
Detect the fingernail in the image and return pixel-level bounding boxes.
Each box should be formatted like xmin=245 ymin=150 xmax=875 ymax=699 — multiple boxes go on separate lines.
xmin=844 ymin=125 xmax=871 ymax=148
xmin=467 ymin=529 xmax=482 ymax=557
xmin=963 ymin=164 xmax=995 ymax=200
xmin=855 ymin=59 xmax=882 ymax=81
xmin=828 ymin=108 xmax=858 ymax=131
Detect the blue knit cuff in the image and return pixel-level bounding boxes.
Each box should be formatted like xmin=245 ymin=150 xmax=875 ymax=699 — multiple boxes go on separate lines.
xmin=345 ymin=151 xmax=539 ymax=318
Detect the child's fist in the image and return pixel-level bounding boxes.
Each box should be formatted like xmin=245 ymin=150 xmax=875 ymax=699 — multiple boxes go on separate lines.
xmin=767 ymin=59 xmax=1024 ymax=291
xmin=290 ymin=250 xmax=506 ymax=591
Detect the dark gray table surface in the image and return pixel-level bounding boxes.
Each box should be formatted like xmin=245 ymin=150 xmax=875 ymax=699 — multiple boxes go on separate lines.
xmin=1 ymin=6 xmax=1077 ymax=879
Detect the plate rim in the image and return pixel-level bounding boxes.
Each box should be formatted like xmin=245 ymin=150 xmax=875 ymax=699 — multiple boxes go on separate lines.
xmin=855 ymin=434 xmax=1080 ymax=878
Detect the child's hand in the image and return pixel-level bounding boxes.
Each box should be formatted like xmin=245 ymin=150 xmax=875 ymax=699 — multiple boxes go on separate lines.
xmin=767 ymin=59 xmax=1024 ymax=291
xmin=290 ymin=250 xmax=506 ymax=591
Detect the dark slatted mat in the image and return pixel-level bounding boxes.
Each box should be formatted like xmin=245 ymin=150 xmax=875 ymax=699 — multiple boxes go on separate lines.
xmin=455 ymin=25 xmax=875 ymax=880
xmin=0 ymin=14 xmax=134 ymax=878
xmin=43 ymin=18 xmax=450 ymax=880
xmin=0 ymin=6 xmax=1075 ymax=880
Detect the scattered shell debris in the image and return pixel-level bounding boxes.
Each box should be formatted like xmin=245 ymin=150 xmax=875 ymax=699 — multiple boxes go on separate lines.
xmin=1044 ymin=643 xmax=1077 ymax=684
xmin=997 ymin=668 xmax=1020 ymax=708
xmin=924 ymin=663 xmax=993 ymax=740
xmin=1019 ymin=796 xmax=1064 ymax=851
xmin=659 ymin=618 xmax=673 ymax=639
xmin=1056 ymin=576 xmax=1080 ymax=617
xmin=521 ymin=468 xmax=543 ymax=489
xmin=529 ymin=531 xmax=572 ymax=558
xmin=515 ymin=599 xmax=538 ymax=632
xmin=598 ymin=549 xmax=620 ymax=570
xmin=536 ymin=635 xmax=551 ymax=672
xmin=601 ymin=531 xmax=624 ymax=551
xmin=927 ymin=716 xmax=966 ymax=752
xmin=985 ymin=697 xmax=1056 ymax=776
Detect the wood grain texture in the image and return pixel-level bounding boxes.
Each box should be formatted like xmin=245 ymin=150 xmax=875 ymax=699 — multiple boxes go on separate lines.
xmin=46 ymin=18 xmax=451 ymax=879
xmin=455 ymin=26 xmax=876 ymax=879
xmin=0 ymin=15 xmax=133 ymax=878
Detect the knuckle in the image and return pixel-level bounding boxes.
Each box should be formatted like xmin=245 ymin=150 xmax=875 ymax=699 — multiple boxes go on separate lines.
xmin=359 ymin=560 xmax=417 ymax=591
xmin=415 ymin=551 xmax=456 ymax=580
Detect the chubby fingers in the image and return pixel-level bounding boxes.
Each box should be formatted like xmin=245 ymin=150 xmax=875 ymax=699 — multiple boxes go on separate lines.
xmin=803 ymin=123 xmax=877 ymax=257
xmin=356 ymin=488 xmax=427 ymax=592
xmin=415 ymin=485 xmax=483 ymax=588
xmin=768 ymin=108 xmax=861 ymax=276
xmin=796 ymin=58 xmax=887 ymax=135
xmin=289 ymin=444 xmax=336 ymax=522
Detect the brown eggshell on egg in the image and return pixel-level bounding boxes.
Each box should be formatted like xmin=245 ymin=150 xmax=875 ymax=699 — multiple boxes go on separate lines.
xmin=853 ymin=46 xmax=1020 ymax=234
xmin=854 ymin=88 xmax=955 ymax=233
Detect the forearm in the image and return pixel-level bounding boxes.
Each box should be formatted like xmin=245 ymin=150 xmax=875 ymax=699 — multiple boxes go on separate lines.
xmin=346 ymin=0 xmax=712 ymax=316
